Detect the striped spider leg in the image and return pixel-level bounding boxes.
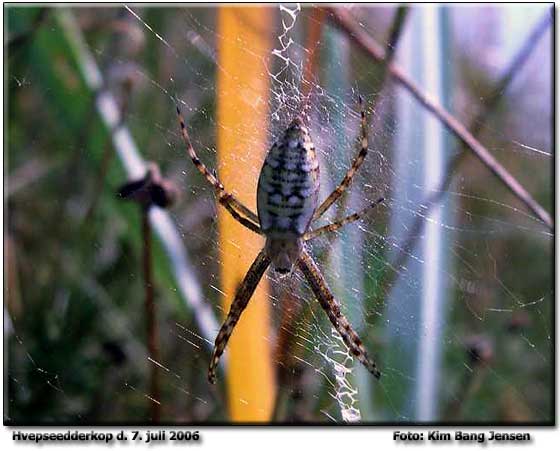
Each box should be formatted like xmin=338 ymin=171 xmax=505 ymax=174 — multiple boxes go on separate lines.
xmin=207 ymin=249 xmax=271 ymax=384
xmin=297 ymin=250 xmax=381 ymax=378
xmin=176 ymin=105 xmax=262 ymax=235
xmin=306 ymin=95 xmax=384 ymax=239
xmin=180 ymin=100 xmax=383 ymax=383
xmin=304 ymin=197 xmax=384 ymax=241
xmin=312 ymin=95 xmax=371 ymax=221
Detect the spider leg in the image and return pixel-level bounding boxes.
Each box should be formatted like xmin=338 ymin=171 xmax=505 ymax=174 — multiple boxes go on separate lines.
xmin=176 ymin=105 xmax=261 ymax=233
xmin=304 ymin=197 xmax=384 ymax=241
xmin=223 ymin=200 xmax=262 ymax=234
xmin=313 ymin=96 xmax=369 ymax=221
xmin=208 ymin=248 xmax=271 ymax=384
xmin=297 ymin=249 xmax=381 ymax=379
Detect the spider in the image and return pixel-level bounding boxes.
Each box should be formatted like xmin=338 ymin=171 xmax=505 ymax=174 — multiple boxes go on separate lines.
xmin=176 ymin=97 xmax=384 ymax=384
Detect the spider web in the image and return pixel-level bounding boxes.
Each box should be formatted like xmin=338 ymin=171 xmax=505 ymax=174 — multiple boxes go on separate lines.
xmin=5 ymin=4 xmax=553 ymax=424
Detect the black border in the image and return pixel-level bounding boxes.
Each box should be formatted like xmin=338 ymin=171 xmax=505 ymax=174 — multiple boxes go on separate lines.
xmin=3 ymin=1 xmax=557 ymax=427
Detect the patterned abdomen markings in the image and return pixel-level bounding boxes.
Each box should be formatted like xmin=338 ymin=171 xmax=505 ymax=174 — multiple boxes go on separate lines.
xmin=257 ymin=118 xmax=320 ymax=236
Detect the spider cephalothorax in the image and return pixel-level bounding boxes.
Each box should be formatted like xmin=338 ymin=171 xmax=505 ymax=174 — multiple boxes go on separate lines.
xmin=177 ymin=97 xmax=383 ymax=384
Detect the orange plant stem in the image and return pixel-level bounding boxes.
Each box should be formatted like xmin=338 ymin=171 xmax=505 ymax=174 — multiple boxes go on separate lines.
xmin=217 ymin=6 xmax=275 ymax=421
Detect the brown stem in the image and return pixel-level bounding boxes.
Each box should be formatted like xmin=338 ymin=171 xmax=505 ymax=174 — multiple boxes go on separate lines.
xmin=301 ymin=7 xmax=326 ymax=101
xmin=443 ymin=365 xmax=489 ymax=420
xmin=142 ymin=207 xmax=160 ymax=422
xmin=83 ymin=9 xmax=135 ymax=223
xmin=85 ymin=86 xmax=132 ymax=222
xmin=325 ymin=6 xmax=408 ymax=250
xmin=477 ymin=10 xmax=552 ymax=118
xmin=366 ymin=6 xmax=409 ymax=140
xmin=380 ymin=9 xmax=552 ymax=289
xmin=273 ymin=9 xmax=412 ymax=419
xmin=325 ymin=7 xmax=553 ymax=229
xmin=384 ymin=6 xmax=410 ymax=64
xmin=272 ymin=8 xmax=327 ymax=421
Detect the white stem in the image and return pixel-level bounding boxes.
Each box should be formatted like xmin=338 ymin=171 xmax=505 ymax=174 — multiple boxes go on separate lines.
xmin=56 ymin=9 xmax=219 ymax=349
xmin=415 ymin=5 xmax=445 ymax=421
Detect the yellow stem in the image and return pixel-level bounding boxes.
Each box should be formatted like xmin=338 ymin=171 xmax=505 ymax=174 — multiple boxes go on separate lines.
xmin=217 ymin=6 xmax=275 ymax=422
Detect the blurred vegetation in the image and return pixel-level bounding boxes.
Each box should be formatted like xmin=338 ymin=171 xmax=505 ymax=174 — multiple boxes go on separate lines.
xmin=5 ymin=5 xmax=552 ymax=424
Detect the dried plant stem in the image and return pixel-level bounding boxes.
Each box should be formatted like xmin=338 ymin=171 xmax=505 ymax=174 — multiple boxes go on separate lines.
xmin=325 ymin=6 xmax=408 ymax=250
xmin=142 ymin=206 xmax=161 ymax=422
xmin=273 ymin=8 xmax=327 ymax=422
xmin=326 ymin=7 xmax=553 ymax=229
xmin=384 ymin=6 xmax=409 ymax=62
xmin=383 ymin=9 xmax=552 ymax=285
xmin=85 ymin=87 xmax=132 ymax=222
xmin=301 ymin=7 xmax=326 ymax=100
xmin=362 ymin=5 xmax=408 ymax=140
xmin=443 ymin=365 xmax=489 ymax=420
xmin=273 ymin=8 xmax=411 ymax=421
xmin=56 ymin=9 xmax=218 ymax=349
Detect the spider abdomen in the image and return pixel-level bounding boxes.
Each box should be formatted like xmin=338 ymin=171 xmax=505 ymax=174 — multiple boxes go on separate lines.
xmin=257 ymin=117 xmax=320 ymax=237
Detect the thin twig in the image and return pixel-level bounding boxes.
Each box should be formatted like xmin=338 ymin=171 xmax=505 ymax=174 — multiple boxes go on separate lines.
xmin=478 ymin=10 xmax=553 ymax=117
xmin=84 ymin=86 xmax=132 ymax=222
xmin=56 ymin=10 xmax=219 ymax=349
xmin=142 ymin=206 xmax=161 ymax=422
xmin=326 ymin=7 xmax=553 ymax=229
xmin=273 ymin=9 xmax=327 ymax=421
xmin=273 ymin=8 xmax=411 ymax=420
xmin=443 ymin=365 xmax=489 ymax=420
xmin=301 ymin=7 xmax=326 ymax=101
xmin=85 ymin=9 xmax=138 ymax=221
xmin=6 ymin=158 xmax=59 ymax=197
xmin=384 ymin=6 xmax=410 ymax=65
xmin=443 ymin=336 xmax=493 ymax=420
xmin=384 ymin=9 xmax=553 ymax=281
xmin=325 ymin=5 xmax=408 ymax=249
xmin=361 ymin=6 xmax=409 ymax=144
